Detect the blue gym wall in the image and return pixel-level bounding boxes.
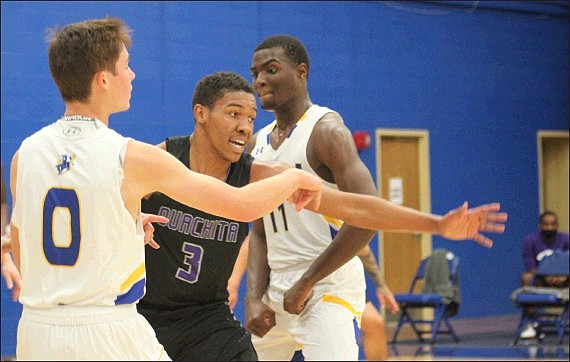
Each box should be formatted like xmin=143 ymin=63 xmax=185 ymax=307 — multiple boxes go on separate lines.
xmin=1 ymin=1 xmax=568 ymax=356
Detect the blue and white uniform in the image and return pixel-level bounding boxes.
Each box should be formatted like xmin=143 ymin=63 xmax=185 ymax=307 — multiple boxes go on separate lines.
xmin=250 ymin=105 xmax=366 ymax=360
xmin=12 ymin=117 xmax=169 ymax=360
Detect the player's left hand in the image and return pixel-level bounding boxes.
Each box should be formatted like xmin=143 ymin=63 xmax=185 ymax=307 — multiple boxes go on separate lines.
xmin=2 ymin=250 xmax=21 ymax=302
xmin=141 ymin=213 xmax=169 ymax=249
xmin=439 ymin=202 xmax=508 ymax=248
xmin=377 ymin=285 xmax=399 ymax=315
xmin=283 ymin=277 xmax=314 ymax=315
xmin=227 ymin=285 xmax=239 ymax=310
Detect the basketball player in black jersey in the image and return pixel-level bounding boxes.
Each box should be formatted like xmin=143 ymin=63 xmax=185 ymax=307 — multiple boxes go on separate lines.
xmin=137 ymin=71 xmax=507 ymax=361
xmin=137 ymin=72 xmax=260 ymax=361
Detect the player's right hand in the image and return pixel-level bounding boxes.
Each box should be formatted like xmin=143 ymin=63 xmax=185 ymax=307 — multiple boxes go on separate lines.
xmin=439 ymin=201 xmax=508 ymax=248
xmin=245 ymin=299 xmax=276 ymax=337
xmin=141 ymin=213 xmax=169 ymax=249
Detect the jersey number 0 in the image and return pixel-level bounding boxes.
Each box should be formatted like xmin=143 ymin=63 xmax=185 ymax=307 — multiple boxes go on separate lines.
xmin=43 ymin=188 xmax=81 ymax=266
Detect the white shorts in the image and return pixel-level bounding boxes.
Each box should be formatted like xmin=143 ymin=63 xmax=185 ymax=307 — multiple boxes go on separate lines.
xmin=17 ymin=304 xmax=170 ymax=361
xmin=252 ymin=256 xmax=366 ymax=361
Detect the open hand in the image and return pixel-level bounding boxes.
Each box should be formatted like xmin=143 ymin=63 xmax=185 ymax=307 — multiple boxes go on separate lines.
xmin=439 ymin=202 xmax=508 ymax=248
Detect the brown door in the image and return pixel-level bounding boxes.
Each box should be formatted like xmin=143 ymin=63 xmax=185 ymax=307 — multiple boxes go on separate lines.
xmin=376 ymin=129 xmax=432 ymax=324
xmin=539 ymin=131 xmax=569 ymax=232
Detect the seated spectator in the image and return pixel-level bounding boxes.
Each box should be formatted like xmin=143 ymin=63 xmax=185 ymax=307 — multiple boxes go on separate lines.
xmin=519 ymin=211 xmax=569 ymax=338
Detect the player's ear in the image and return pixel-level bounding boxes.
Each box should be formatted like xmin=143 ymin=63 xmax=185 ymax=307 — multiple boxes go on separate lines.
xmin=296 ymin=63 xmax=308 ymax=81
xmin=93 ymin=70 xmax=109 ymax=89
xmin=194 ymin=104 xmax=208 ymax=125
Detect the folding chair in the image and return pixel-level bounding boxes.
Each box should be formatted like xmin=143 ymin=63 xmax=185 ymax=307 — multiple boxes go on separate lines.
xmin=511 ymin=250 xmax=569 ymax=345
xmin=391 ymin=249 xmax=461 ymax=344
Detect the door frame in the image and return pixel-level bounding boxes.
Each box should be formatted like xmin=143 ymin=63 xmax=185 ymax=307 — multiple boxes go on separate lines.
xmin=375 ymin=128 xmax=433 ymax=282
xmin=537 ymin=130 xmax=569 ymax=231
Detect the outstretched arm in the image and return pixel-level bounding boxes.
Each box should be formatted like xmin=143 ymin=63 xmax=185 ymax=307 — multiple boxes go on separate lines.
xmin=249 ymin=160 xmax=507 ymax=246
xmin=313 ymin=190 xmax=507 ymax=248
xmin=123 ymin=140 xmax=322 ymax=222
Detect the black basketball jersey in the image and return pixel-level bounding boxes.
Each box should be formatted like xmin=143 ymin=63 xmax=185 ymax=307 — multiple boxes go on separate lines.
xmin=139 ymin=136 xmax=253 ymax=309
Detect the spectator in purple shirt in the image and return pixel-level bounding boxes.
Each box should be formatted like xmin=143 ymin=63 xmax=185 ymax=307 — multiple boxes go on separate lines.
xmin=522 ymin=211 xmax=569 ymax=286
xmin=519 ymin=210 xmax=569 ymax=338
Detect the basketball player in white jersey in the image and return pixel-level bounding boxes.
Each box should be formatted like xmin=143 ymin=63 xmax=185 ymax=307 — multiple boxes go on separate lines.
xmin=245 ymin=34 xmax=507 ymax=360
xmin=7 ymin=18 xmax=326 ymax=360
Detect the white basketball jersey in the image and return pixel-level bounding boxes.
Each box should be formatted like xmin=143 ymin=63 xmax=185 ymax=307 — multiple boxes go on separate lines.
xmin=251 ymin=105 xmax=349 ymax=271
xmin=12 ymin=118 xmax=146 ymax=307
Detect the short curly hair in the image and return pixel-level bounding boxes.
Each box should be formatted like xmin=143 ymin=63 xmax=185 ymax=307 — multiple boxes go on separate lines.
xmin=192 ymin=71 xmax=254 ymax=109
xmin=254 ymin=34 xmax=310 ymax=79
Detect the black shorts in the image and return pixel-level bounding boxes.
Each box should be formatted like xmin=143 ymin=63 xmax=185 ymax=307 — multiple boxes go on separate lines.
xmin=138 ymin=302 xmax=258 ymax=361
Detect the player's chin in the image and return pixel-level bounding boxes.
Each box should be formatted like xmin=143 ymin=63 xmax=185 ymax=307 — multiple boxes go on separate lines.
xmin=222 ymin=153 xmax=240 ymax=165
xmin=225 ymin=146 xmax=244 ymax=161
xmin=259 ymin=99 xmax=276 ymax=111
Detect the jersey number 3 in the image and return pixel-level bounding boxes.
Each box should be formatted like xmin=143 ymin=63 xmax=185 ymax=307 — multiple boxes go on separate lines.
xmin=176 ymin=242 xmax=204 ymax=284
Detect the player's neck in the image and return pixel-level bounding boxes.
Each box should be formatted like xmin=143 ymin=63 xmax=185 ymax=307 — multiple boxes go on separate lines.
xmin=274 ymin=97 xmax=312 ymax=127
xmin=64 ymin=103 xmax=108 ymax=126
xmin=188 ymin=134 xmax=232 ymax=182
